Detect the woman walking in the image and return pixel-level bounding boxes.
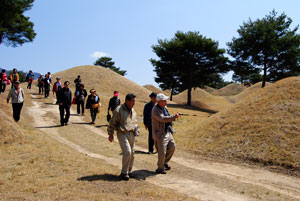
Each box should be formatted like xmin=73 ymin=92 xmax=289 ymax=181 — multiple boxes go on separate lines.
xmin=7 ymin=81 xmax=25 ymax=122
xmin=86 ymin=89 xmax=100 ymax=124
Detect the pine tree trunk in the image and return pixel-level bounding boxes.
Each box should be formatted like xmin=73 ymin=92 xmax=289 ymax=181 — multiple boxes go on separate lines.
xmin=170 ymin=88 xmax=173 ymax=101
xmin=262 ymin=63 xmax=267 ymax=88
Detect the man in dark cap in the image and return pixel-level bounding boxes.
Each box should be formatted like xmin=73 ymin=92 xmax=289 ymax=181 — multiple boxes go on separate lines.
xmin=143 ymin=92 xmax=157 ymax=154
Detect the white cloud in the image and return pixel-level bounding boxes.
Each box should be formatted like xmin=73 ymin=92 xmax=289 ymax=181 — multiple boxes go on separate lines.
xmin=90 ymin=51 xmax=109 ymax=59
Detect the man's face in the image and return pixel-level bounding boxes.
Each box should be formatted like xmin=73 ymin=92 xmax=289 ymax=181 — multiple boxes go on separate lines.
xmin=126 ymin=98 xmax=135 ymax=109
xmin=158 ymin=100 xmax=167 ymax=108
xmin=14 ymin=83 xmax=20 ymax=88
xmin=64 ymin=83 xmax=69 ymax=88
xmin=150 ymin=96 xmax=156 ymax=103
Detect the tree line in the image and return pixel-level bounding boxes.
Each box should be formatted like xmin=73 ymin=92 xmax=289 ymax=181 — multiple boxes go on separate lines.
xmin=151 ymin=10 xmax=300 ymax=105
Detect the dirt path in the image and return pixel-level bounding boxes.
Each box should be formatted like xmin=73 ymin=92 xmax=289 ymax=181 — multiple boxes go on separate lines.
xmin=27 ymin=92 xmax=300 ymax=201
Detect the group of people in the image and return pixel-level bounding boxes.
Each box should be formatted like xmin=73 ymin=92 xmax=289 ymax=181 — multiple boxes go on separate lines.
xmin=4 ymin=70 xmax=180 ymax=181
xmin=107 ymin=92 xmax=179 ymax=180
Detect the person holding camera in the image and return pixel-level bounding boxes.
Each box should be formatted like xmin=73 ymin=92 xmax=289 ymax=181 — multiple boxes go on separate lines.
xmin=152 ymin=93 xmax=179 ymax=174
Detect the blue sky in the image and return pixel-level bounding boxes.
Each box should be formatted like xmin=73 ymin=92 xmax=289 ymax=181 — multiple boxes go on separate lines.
xmin=1 ymin=0 xmax=300 ymax=87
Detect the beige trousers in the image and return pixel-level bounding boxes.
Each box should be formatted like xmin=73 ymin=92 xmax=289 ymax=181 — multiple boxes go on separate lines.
xmin=154 ymin=132 xmax=176 ymax=171
xmin=117 ymin=132 xmax=135 ymax=175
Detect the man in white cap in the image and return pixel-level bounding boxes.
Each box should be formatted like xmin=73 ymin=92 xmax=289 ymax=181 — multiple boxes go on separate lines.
xmin=152 ymin=93 xmax=179 ymax=174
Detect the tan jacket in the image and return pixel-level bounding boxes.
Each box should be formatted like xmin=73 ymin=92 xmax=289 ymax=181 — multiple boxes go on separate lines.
xmin=107 ymin=104 xmax=137 ymax=136
xmin=7 ymin=87 xmax=24 ymax=103
xmin=151 ymin=104 xmax=176 ymax=141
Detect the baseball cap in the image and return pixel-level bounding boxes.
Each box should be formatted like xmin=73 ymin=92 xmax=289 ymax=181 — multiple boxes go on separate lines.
xmin=156 ymin=93 xmax=168 ymax=101
xmin=114 ymin=91 xmax=119 ymax=96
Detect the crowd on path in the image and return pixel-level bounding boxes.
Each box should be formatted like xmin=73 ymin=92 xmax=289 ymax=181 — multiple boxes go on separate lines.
xmin=1 ymin=69 xmax=180 ymax=181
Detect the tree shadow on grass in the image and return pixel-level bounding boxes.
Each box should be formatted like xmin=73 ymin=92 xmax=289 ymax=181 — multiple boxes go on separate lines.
xmin=134 ymin=150 xmax=149 ymax=155
xmin=72 ymin=122 xmax=92 ymax=125
xmin=95 ymin=125 xmax=108 ymax=128
xmin=43 ymin=103 xmax=57 ymax=105
xmin=36 ymin=125 xmax=62 ymax=129
xmin=31 ymin=97 xmax=44 ymax=100
xmin=77 ymin=174 xmax=121 ymax=182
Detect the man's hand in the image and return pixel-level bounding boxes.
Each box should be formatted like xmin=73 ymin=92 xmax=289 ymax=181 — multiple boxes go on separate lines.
xmin=145 ymin=125 xmax=148 ymax=130
xmin=6 ymin=99 xmax=9 ymax=104
xmin=175 ymin=113 xmax=180 ymax=119
xmin=108 ymin=135 xmax=114 ymax=142
xmin=59 ymin=103 xmax=63 ymax=106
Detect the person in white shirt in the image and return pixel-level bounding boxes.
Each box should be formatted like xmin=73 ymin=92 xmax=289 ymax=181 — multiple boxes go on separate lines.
xmin=7 ymin=81 xmax=25 ymax=122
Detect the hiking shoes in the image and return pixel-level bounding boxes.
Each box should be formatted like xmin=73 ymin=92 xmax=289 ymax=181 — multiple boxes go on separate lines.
xmin=164 ymin=164 xmax=171 ymax=171
xmin=155 ymin=169 xmax=167 ymax=174
xmin=120 ymin=173 xmax=129 ymax=181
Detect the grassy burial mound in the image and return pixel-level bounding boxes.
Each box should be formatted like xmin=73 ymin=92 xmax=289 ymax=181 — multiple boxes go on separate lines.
xmin=53 ymin=65 xmax=151 ymax=101
xmin=143 ymin=84 xmax=167 ymax=95
xmin=186 ymin=77 xmax=300 ymax=172
xmin=212 ymin=83 xmax=247 ymax=96
xmin=172 ymin=88 xmax=233 ymax=112
xmin=232 ymin=81 xmax=272 ymax=103
xmin=203 ymin=86 xmax=217 ymax=94
xmin=0 ymin=99 xmax=24 ymax=145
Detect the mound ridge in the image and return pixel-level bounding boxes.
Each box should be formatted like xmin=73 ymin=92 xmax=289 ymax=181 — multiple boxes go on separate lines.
xmin=187 ymin=76 xmax=300 ymax=171
xmin=143 ymin=84 xmax=166 ymax=95
xmin=212 ymin=83 xmax=246 ymax=96
xmin=233 ymin=81 xmax=271 ymax=102
xmin=173 ymin=88 xmax=232 ymax=112
xmin=53 ymin=65 xmax=152 ymax=101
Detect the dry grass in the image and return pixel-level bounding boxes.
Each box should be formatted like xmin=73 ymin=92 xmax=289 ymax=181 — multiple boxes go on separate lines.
xmin=185 ymin=77 xmax=300 ymax=173
xmin=172 ymin=88 xmax=233 ymax=112
xmin=212 ymin=83 xmax=246 ymax=96
xmin=143 ymin=84 xmax=167 ymax=95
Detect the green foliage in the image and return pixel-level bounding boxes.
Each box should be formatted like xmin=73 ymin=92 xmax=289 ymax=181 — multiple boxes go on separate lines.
xmin=94 ymin=56 xmax=127 ymax=76
xmin=227 ymin=10 xmax=300 ymax=87
xmin=151 ymin=31 xmax=229 ymax=105
xmin=0 ymin=0 xmax=36 ymax=47
xmin=7 ymin=70 xmax=26 ymax=82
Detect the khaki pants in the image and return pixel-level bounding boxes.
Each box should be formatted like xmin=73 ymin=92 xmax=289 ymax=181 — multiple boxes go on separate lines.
xmin=154 ymin=132 xmax=176 ymax=171
xmin=117 ymin=132 xmax=135 ymax=175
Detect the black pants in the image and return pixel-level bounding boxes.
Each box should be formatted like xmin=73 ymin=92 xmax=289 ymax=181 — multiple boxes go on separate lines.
xmin=90 ymin=108 xmax=98 ymax=123
xmin=12 ymin=103 xmax=23 ymax=122
xmin=39 ymin=85 xmax=44 ymax=94
xmin=148 ymin=126 xmax=154 ymax=153
xmin=59 ymin=105 xmax=70 ymax=125
xmin=77 ymin=101 xmax=84 ymax=114
xmin=27 ymin=82 xmax=32 ymax=89
xmin=44 ymin=85 xmax=50 ymax=97
xmin=1 ymin=82 xmax=6 ymax=93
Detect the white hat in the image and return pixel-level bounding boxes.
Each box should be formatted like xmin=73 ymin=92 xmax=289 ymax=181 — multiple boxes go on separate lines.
xmin=156 ymin=93 xmax=169 ymax=101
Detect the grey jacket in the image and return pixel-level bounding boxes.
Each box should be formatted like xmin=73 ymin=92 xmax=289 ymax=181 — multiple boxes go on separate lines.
xmin=7 ymin=87 xmax=24 ymax=103
xmin=151 ymin=104 xmax=176 ymax=141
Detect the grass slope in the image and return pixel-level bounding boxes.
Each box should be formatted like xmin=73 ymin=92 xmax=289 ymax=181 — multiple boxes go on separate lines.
xmin=173 ymin=88 xmax=233 ymax=112
xmin=186 ymin=77 xmax=300 ymax=173
xmin=212 ymin=83 xmax=246 ymax=96
xmin=143 ymin=85 xmax=167 ymax=95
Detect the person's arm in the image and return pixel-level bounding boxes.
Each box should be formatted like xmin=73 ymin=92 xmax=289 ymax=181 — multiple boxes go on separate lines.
xmin=143 ymin=104 xmax=149 ymax=129
xmin=84 ymin=90 xmax=87 ymax=97
xmin=107 ymin=109 xmax=120 ymax=141
xmin=152 ymin=107 xmax=177 ymax=123
xmin=108 ymin=98 xmax=112 ymax=111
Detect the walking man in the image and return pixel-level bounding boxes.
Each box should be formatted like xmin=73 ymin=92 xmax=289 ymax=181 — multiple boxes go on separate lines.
xmin=57 ymin=81 xmax=72 ymax=126
xmin=0 ymin=69 xmax=8 ymax=94
xmin=143 ymin=92 xmax=157 ymax=154
xmin=152 ymin=93 xmax=179 ymax=174
xmin=75 ymin=84 xmax=87 ymax=115
xmin=107 ymin=94 xmax=138 ymax=181
xmin=37 ymin=74 xmax=44 ymax=95
xmin=43 ymin=72 xmax=52 ymax=98
xmin=10 ymin=68 xmax=19 ymax=88
xmin=7 ymin=81 xmax=25 ymax=122
xmin=52 ymin=77 xmax=62 ymax=104
xmin=108 ymin=91 xmax=120 ymax=113
xmin=26 ymin=70 xmax=34 ymax=89
xmin=74 ymin=75 xmax=81 ymax=93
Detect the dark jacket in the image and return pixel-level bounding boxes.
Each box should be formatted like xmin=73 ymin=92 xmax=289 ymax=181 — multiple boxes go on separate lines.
xmin=143 ymin=101 xmax=155 ymax=127
xmin=108 ymin=96 xmax=120 ymax=111
xmin=75 ymin=89 xmax=87 ymax=103
xmin=86 ymin=94 xmax=100 ymax=109
xmin=57 ymin=87 xmax=72 ymax=106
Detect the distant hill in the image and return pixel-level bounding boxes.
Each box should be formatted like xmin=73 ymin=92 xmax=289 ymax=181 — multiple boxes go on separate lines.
xmin=172 ymin=88 xmax=233 ymax=112
xmin=211 ymin=83 xmax=246 ymax=96
xmin=143 ymin=84 xmax=167 ymax=95
xmin=186 ymin=77 xmax=300 ymax=172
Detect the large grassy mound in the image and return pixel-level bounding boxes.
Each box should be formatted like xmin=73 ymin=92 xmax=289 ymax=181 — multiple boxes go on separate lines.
xmin=53 ymin=65 xmax=152 ymax=102
xmin=143 ymin=84 xmax=167 ymax=95
xmin=186 ymin=77 xmax=300 ymax=172
xmin=0 ymin=100 xmax=24 ymax=144
xmin=212 ymin=83 xmax=246 ymax=96
xmin=173 ymin=88 xmax=233 ymax=112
